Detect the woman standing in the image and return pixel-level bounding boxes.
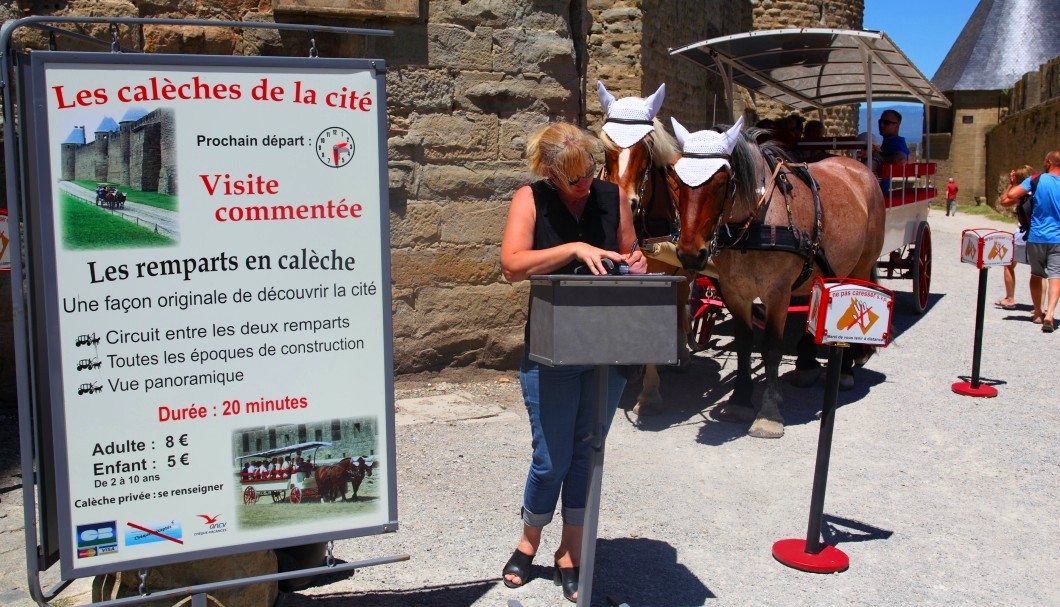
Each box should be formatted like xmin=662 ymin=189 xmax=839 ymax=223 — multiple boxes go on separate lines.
xmin=499 ymin=121 xmax=646 ymax=602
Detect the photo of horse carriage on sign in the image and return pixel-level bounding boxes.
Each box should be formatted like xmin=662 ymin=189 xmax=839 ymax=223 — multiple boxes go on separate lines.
xmin=94 ymin=182 xmax=126 ymax=209
xmin=236 ymin=441 xmax=376 ymax=505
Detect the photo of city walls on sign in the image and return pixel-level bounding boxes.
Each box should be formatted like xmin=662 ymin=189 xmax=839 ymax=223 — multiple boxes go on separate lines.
xmin=57 ymin=107 xmax=179 ymax=249
xmin=232 ymin=416 xmax=381 ymax=529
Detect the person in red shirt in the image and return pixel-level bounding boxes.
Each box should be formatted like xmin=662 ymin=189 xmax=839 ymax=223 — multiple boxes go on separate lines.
xmin=945 ymin=177 xmax=959 ymax=216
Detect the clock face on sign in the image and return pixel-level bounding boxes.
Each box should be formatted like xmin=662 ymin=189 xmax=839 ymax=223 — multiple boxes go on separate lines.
xmin=315 ymin=127 xmax=356 ymax=168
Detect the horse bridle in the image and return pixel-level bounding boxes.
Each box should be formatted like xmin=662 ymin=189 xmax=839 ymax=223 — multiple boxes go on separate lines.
xmin=677 ymin=151 xmax=739 ymax=257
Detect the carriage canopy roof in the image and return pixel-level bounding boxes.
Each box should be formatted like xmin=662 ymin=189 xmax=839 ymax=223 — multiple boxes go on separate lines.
xmin=236 ymin=441 xmax=332 ymax=461
xmin=670 ymin=28 xmax=951 ymax=111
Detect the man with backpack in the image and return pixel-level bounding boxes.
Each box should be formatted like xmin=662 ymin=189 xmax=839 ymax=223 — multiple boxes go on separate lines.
xmin=1002 ymin=151 xmax=1060 ymax=333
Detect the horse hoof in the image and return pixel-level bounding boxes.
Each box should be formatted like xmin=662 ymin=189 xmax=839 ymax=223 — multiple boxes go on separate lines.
xmin=790 ymin=367 xmax=822 ymax=388
xmin=839 ymin=374 xmax=855 ymax=391
xmin=748 ymin=418 xmax=784 ymax=439
xmin=633 ymin=399 xmax=664 ymax=416
xmin=711 ymin=402 xmax=756 ymax=423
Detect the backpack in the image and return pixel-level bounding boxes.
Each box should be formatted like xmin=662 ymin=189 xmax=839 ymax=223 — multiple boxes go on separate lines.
xmin=1016 ymin=173 xmax=1042 ymax=233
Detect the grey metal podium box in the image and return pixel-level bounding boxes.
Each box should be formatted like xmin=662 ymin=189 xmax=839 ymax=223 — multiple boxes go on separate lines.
xmin=528 ymin=275 xmax=685 ymax=366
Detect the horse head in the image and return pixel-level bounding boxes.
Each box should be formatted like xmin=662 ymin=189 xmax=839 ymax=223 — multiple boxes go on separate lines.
xmin=597 ymin=82 xmax=680 ymax=237
xmin=670 ymin=117 xmax=757 ymax=271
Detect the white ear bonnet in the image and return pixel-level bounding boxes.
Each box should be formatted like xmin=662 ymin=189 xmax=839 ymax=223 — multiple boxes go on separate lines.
xmin=671 ymin=116 xmax=745 ymax=187
xmin=597 ymin=81 xmax=666 ymax=149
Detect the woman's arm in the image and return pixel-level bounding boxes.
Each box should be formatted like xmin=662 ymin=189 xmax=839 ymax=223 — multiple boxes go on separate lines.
xmin=999 ymin=172 xmax=1029 ymax=207
xmin=500 ymin=185 xmax=634 ymax=282
xmin=616 ymin=187 xmax=648 ymax=274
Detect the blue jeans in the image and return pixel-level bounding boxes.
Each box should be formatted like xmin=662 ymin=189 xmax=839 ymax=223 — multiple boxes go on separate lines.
xmin=519 ymin=348 xmax=626 ymax=528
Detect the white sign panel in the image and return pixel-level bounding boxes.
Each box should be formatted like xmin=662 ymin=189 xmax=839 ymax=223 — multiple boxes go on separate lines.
xmin=30 ymin=55 xmax=394 ymax=576
xmin=961 ymin=229 xmax=1014 ymax=268
xmin=807 ymin=279 xmax=894 ymax=346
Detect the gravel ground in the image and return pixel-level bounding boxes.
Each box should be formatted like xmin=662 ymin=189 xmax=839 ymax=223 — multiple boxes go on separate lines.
xmin=4 ymin=207 xmax=1058 ymax=607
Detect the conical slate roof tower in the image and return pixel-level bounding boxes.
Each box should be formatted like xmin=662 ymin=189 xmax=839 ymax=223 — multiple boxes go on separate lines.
xmin=932 ymin=0 xmax=1060 ymax=91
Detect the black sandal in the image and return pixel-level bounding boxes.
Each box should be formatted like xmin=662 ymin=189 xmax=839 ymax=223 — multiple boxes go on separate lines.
xmin=502 ymin=549 xmax=534 ymax=588
xmin=553 ymin=562 xmax=579 ymax=603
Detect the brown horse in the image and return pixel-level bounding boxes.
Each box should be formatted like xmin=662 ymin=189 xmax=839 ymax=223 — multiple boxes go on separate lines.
xmin=314 ymin=457 xmax=373 ymax=502
xmin=596 ymin=82 xmax=691 ymax=415
xmin=670 ymin=117 xmax=884 ymax=438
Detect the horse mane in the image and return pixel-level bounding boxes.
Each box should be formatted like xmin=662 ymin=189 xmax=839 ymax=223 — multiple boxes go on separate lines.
xmin=598 ymin=117 xmax=680 ymax=167
xmin=713 ymin=124 xmax=794 ymax=207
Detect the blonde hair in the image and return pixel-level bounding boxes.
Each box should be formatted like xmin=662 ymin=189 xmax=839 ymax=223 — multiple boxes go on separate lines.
xmin=526 ymin=122 xmax=598 ymax=185
xmin=1014 ymin=164 xmax=1034 ymax=181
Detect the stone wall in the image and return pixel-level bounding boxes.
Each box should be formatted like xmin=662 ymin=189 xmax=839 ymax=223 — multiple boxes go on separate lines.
xmin=4 ymin=0 xmax=871 ymax=382
xmin=986 ymin=57 xmax=1060 ymax=208
xmin=62 ymin=108 xmax=174 ymax=193
xmin=943 ymin=90 xmax=1008 ymax=202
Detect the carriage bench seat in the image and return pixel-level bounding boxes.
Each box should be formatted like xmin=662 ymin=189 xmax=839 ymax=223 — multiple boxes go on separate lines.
xmin=879 ymin=162 xmax=937 ymax=208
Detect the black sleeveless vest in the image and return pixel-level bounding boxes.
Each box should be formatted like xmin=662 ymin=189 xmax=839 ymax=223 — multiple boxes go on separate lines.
xmin=529 ymin=178 xmax=622 ymax=274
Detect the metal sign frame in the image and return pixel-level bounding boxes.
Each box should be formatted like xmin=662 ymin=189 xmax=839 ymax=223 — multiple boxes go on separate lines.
xmin=2 ymin=16 xmax=405 ymax=604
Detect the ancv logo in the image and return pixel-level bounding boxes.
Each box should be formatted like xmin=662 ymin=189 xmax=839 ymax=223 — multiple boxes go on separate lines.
xmin=194 ymin=513 xmax=228 ymax=537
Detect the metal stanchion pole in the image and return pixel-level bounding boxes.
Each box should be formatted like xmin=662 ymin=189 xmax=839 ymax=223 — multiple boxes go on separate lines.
xmin=772 ymin=345 xmax=849 ymax=573
xmin=952 ymin=267 xmax=998 ymax=397
xmin=575 ymin=365 xmax=610 ymax=607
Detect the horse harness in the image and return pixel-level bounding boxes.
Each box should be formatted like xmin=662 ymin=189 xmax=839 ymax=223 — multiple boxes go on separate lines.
xmin=705 ymin=147 xmax=835 ymax=290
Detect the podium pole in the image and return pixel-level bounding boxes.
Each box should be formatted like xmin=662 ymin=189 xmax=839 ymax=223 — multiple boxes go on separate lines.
xmin=952 ymin=267 xmax=998 ymax=397
xmin=575 ymin=365 xmax=610 ymax=607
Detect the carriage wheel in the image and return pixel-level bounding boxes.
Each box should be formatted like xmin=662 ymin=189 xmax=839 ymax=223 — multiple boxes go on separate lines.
xmin=687 ymin=279 xmax=721 ymax=352
xmin=688 ymin=310 xmax=717 ymax=353
xmin=289 ymin=487 xmax=302 ymax=504
xmin=911 ymin=221 xmax=932 ymax=314
xmin=243 ymin=486 xmax=256 ymax=504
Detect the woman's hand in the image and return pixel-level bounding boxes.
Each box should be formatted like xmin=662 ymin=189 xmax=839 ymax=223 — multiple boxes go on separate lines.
xmin=573 ymin=242 xmax=629 ymax=275
xmin=625 ymin=249 xmax=648 ymax=274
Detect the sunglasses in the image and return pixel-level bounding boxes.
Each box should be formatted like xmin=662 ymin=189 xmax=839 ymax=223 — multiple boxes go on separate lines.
xmin=566 ymin=163 xmax=597 ymax=186
xmin=878 ymin=119 xmax=898 ymax=125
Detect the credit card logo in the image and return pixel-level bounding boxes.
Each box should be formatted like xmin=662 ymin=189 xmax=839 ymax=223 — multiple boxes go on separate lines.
xmin=76 ymin=521 xmax=118 ymax=558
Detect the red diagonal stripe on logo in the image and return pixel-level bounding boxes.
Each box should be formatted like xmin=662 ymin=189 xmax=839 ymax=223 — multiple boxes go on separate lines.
xmin=127 ymin=522 xmax=183 ymax=544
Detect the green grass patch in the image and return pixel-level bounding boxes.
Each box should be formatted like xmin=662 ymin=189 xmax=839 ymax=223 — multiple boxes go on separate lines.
xmin=60 ymin=193 xmax=175 ymax=249
xmin=70 ymin=179 xmax=178 ymax=212
xmin=959 ymin=203 xmax=1016 ymax=224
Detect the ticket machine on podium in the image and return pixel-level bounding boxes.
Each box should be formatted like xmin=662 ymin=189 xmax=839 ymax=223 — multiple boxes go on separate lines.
xmin=524 ymin=274 xmax=684 ymax=607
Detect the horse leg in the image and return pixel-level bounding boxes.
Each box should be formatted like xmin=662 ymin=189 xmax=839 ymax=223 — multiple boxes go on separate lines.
xmin=712 ymin=317 xmax=755 ymax=423
xmin=748 ymin=304 xmax=787 ymax=439
xmin=791 ymin=333 xmax=822 ymax=387
xmin=634 ymin=364 xmax=664 ymax=415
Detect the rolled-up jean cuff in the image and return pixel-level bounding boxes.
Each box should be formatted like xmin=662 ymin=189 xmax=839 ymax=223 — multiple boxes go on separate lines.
xmin=562 ymin=506 xmax=585 ymax=527
xmin=522 ymin=507 xmax=554 ymax=528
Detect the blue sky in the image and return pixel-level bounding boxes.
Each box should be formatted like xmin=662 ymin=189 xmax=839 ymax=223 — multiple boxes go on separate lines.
xmin=859 ymin=1 xmax=980 ymax=142
xmin=863 ymin=0 xmax=979 ymax=80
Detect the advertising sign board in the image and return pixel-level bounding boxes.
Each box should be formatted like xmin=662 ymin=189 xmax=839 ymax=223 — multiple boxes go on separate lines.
xmin=806 ymin=277 xmax=894 ymax=346
xmin=961 ymin=228 xmax=1013 ymax=268
xmin=21 ymin=52 xmax=395 ymax=577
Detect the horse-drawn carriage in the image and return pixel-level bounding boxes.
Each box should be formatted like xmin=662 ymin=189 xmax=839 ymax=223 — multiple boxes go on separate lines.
xmin=671 ymin=28 xmax=950 ymax=319
xmin=237 ymin=440 xmax=376 ymax=504
xmin=95 ymin=182 xmax=126 ymax=209
xmin=597 ymin=29 xmax=949 ymax=436
xmin=237 ymin=441 xmax=329 ymax=504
